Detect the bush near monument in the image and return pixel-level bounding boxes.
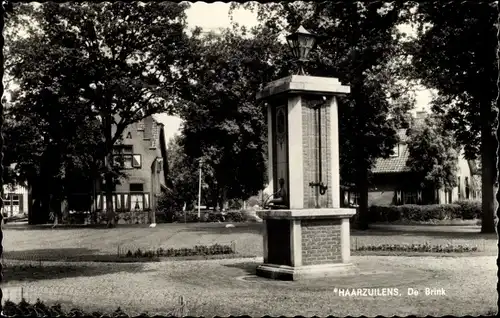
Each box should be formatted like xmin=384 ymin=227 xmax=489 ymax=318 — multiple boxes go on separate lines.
xmin=355 ymin=242 xmax=478 ymax=253
xmin=155 ymin=210 xmax=251 ymax=223
xmin=121 ymin=244 xmax=235 ymax=259
xmin=2 ymin=299 xmax=180 ymax=317
xmin=369 ymin=202 xmax=481 ymax=223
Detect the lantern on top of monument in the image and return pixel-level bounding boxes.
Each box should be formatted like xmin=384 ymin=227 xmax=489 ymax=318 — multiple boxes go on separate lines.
xmin=286 ymin=25 xmax=318 ymax=75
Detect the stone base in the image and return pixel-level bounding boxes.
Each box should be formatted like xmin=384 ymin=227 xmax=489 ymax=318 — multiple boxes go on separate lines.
xmin=256 ymin=263 xmax=357 ymax=281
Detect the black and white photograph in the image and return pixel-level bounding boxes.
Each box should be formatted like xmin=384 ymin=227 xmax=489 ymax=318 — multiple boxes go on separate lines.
xmin=0 ymin=1 xmax=498 ymax=316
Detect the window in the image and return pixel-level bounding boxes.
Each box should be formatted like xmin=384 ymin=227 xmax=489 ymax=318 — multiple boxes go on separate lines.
xmin=457 ymin=176 xmax=461 ymax=200
xmin=130 ymin=183 xmax=144 ymax=192
xmin=395 ymin=190 xmax=402 ymax=205
xmin=403 ymin=191 xmax=418 ymax=205
xmin=132 ymin=154 xmax=142 ymax=168
xmin=112 ymin=146 xmax=141 ymax=169
xmin=123 ymin=155 xmax=133 ymax=169
xmin=465 ymin=177 xmax=470 ymax=199
xmin=390 ymin=144 xmax=399 ymax=157
xmin=343 ymin=190 xmax=349 ymax=207
xmin=131 ymin=194 xmax=144 ymax=211
xmin=96 ymin=192 xmax=150 ymax=212
xmin=349 ymin=191 xmax=359 ymax=207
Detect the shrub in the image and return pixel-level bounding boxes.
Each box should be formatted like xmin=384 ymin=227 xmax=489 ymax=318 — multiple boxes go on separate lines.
xmin=2 ymin=298 xmax=166 ymax=317
xmin=453 ymin=200 xmax=482 ymax=219
xmin=154 ymin=212 xmax=169 ymax=224
xmin=172 ymin=210 xmax=200 ymax=223
xmin=225 ymin=211 xmax=246 ymax=222
xmin=171 ymin=210 xmax=248 ymax=223
xmin=121 ymin=243 xmax=236 ymax=259
xmin=355 ymin=242 xmax=479 ymax=253
xmin=369 ymin=202 xmax=481 ymax=223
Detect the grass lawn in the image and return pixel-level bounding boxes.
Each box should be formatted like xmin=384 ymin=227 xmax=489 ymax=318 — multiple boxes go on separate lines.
xmin=1 ymin=222 xmax=496 ymax=316
xmin=2 ymin=222 xmax=496 ymax=261
xmin=1 ymin=256 xmax=496 ymax=316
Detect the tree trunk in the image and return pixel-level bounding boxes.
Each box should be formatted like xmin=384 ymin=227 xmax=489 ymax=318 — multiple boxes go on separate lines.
xmin=356 ymin=166 xmax=370 ymax=230
xmin=104 ymin=113 xmax=116 ymax=228
xmin=481 ymin=131 xmax=496 ymax=233
xmin=105 ymin=161 xmax=115 ymax=227
xmin=61 ymin=198 xmax=69 ymax=223
xmin=480 ymin=95 xmax=497 ymax=233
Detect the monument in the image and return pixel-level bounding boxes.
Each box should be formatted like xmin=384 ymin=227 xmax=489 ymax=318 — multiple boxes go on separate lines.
xmin=256 ymin=26 xmax=357 ymax=280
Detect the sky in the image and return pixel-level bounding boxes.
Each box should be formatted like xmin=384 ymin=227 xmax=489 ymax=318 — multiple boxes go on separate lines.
xmin=155 ymin=2 xmax=262 ymax=143
xmin=157 ymin=2 xmax=435 ymax=144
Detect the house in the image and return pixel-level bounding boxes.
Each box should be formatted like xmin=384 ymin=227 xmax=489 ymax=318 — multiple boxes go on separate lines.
xmin=2 ymin=184 xmax=29 ymax=217
xmin=91 ymin=115 xmax=169 ymax=224
xmin=341 ymin=112 xmax=481 ymax=207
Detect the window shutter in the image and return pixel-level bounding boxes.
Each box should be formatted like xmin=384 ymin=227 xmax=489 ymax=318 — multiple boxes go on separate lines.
xmin=116 ymin=195 xmax=122 ymax=211
xmin=96 ymin=195 xmax=102 ymax=211
xmin=124 ymin=194 xmax=129 ymax=211
xmin=19 ymin=194 xmax=23 ymax=213
xmin=144 ymin=194 xmax=150 ymax=210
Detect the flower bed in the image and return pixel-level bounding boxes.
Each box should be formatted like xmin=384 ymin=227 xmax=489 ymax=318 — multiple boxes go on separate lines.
xmin=355 ymin=242 xmax=478 ymax=253
xmin=119 ymin=243 xmax=235 ymax=259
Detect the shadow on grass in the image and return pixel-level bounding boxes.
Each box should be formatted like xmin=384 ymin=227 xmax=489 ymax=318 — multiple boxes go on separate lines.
xmin=351 ymin=226 xmax=496 ymax=240
xmin=223 ymin=260 xmax=259 ymax=275
xmin=2 ymin=261 xmax=148 ymax=284
xmin=2 ymin=248 xmax=161 ymax=263
xmin=179 ymin=222 xmax=264 ymax=235
xmin=2 ymin=223 xmax=151 ymax=231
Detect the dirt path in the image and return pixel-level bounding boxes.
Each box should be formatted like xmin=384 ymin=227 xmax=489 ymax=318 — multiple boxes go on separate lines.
xmin=2 ymin=256 xmax=496 ymax=316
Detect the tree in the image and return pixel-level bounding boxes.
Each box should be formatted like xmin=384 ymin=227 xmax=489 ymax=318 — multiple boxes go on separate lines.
xmin=3 ymin=84 xmax=105 ymax=224
xmin=405 ymin=2 xmax=497 ymax=233
xmin=7 ymin=2 xmax=193 ymax=226
xmin=178 ymin=26 xmax=290 ymax=210
xmin=232 ymin=2 xmax=414 ymax=229
xmin=158 ymin=134 xmax=199 ymax=220
xmin=406 ymin=115 xmax=459 ymax=193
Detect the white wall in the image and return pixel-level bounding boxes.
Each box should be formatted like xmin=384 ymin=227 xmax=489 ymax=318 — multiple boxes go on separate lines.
xmin=438 ymin=149 xmax=473 ymax=204
xmin=2 ymin=184 xmax=29 ymax=216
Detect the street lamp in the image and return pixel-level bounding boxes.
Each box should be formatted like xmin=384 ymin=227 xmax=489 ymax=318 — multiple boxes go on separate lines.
xmin=197 ymin=158 xmax=203 ymax=219
xmin=286 ymin=25 xmax=318 ymax=75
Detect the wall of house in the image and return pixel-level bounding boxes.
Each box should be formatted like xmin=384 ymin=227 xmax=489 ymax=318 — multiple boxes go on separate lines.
xmin=2 ymin=184 xmax=29 ymax=217
xmin=93 ymin=116 xmax=166 ymax=224
xmin=114 ymin=117 xmax=162 ymax=194
xmin=368 ymin=175 xmax=400 ymax=206
xmin=437 ymin=150 xmax=474 ymax=204
xmin=368 ymin=172 xmax=426 ymax=206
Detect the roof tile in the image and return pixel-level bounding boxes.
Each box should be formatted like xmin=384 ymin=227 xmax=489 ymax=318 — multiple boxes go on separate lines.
xmin=373 ymin=129 xmax=410 ymax=174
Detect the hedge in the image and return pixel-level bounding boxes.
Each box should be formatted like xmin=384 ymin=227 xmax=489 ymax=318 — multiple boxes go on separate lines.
xmin=369 ymin=200 xmax=481 ymax=223
xmin=158 ymin=210 xmax=250 ymax=223
xmin=1 ymin=299 xmax=180 ymax=317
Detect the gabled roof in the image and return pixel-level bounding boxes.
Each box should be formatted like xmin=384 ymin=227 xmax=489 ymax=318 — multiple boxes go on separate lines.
xmin=372 ymin=145 xmax=410 ymax=174
xmin=372 ymin=129 xmax=410 ymax=174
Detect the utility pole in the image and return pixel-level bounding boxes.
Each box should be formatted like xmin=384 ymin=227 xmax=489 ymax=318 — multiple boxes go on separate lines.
xmin=197 ymin=158 xmax=203 ymax=219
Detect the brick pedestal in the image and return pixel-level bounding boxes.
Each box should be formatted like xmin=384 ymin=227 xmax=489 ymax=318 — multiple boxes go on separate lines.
xmin=256 ymin=209 xmax=356 ymax=280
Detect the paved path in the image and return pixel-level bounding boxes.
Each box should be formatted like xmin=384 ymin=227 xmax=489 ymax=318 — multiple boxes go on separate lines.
xmin=1 ymin=255 xmax=496 ymax=316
